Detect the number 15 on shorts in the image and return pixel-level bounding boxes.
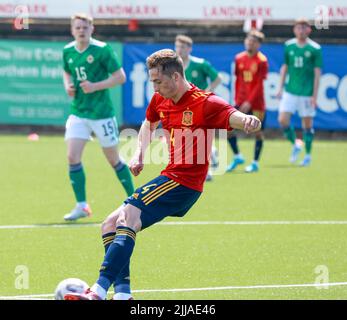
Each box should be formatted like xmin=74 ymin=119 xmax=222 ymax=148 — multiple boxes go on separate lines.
xmin=102 ymin=120 xmax=116 ymax=137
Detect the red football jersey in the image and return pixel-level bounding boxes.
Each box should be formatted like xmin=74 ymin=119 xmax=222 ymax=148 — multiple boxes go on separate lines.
xmin=146 ymin=85 xmax=236 ymax=192
xmin=234 ymin=51 xmax=268 ymax=111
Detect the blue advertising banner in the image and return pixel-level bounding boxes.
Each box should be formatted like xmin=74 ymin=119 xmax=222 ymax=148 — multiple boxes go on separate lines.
xmin=123 ymin=43 xmax=347 ymax=130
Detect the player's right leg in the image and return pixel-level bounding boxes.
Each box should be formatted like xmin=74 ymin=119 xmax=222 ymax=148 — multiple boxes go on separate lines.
xmin=64 ymin=175 xmax=201 ymax=300
xmin=245 ymin=110 xmax=265 ymax=173
xmin=91 ymin=117 xmax=135 ymax=197
xmin=102 ymin=146 xmax=135 ymax=197
xmin=278 ymin=92 xmax=302 ymax=163
xmin=206 ymin=144 xmax=219 ymax=182
xmin=297 ymin=98 xmax=316 ymax=167
xmin=101 ymin=207 xmax=133 ymax=300
xmin=226 ymin=131 xmax=245 ymax=172
xmin=300 ymin=116 xmax=314 ymax=167
xmin=64 ymin=115 xmax=92 ymax=221
xmin=64 ymin=204 xmax=141 ymax=300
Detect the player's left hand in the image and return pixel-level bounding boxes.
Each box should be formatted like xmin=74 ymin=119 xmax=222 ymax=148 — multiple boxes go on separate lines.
xmin=310 ymin=96 xmax=317 ymax=108
xmin=242 ymin=115 xmax=261 ymax=134
xmin=129 ymin=154 xmax=144 ymax=177
xmin=80 ymin=81 xmax=96 ymax=94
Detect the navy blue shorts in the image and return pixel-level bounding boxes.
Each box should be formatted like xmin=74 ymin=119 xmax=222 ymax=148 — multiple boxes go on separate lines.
xmin=124 ymin=175 xmax=201 ymax=230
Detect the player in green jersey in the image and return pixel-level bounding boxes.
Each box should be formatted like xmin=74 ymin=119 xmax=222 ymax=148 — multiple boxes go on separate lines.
xmin=175 ymin=34 xmax=222 ymax=92
xmin=277 ymin=18 xmax=322 ymax=166
xmin=175 ymin=34 xmax=222 ymax=180
xmin=62 ymin=13 xmax=134 ymax=221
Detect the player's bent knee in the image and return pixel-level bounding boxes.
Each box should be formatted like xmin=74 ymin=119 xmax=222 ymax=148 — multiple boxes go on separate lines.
xmin=67 ymin=154 xmax=81 ymax=165
xmin=101 ymin=208 xmax=122 ymax=234
xmin=115 ymin=204 xmax=142 ymax=233
xmin=103 ymin=147 xmax=120 ymax=168
xmin=278 ymin=117 xmax=288 ymax=128
xmin=108 ymin=159 xmax=117 ymax=167
xmin=101 ymin=218 xmax=115 ymax=234
xmin=106 ymin=156 xmax=119 ymax=168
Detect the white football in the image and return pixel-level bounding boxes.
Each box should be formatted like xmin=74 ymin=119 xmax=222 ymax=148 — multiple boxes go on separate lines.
xmin=54 ymin=278 xmax=89 ymax=300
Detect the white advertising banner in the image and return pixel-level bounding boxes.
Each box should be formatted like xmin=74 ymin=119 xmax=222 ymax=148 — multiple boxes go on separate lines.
xmin=0 ymin=0 xmax=346 ymax=21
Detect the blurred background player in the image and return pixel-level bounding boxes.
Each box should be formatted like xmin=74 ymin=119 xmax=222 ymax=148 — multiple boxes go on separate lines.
xmin=277 ymin=18 xmax=322 ymax=166
xmin=226 ymin=30 xmax=268 ymax=173
xmin=62 ymin=13 xmax=134 ymax=221
xmin=175 ymin=34 xmax=222 ymax=180
xmin=174 ymin=34 xmax=222 ymax=92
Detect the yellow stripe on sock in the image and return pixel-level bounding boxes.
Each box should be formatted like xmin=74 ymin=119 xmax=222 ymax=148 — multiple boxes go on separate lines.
xmin=144 ymin=182 xmax=179 ymax=205
xmin=103 ymin=238 xmax=114 ymax=244
xmin=117 ymin=230 xmax=136 ymax=237
xmin=102 ymin=235 xmax=115 ymax=243
xmin=116 ymin=230 xmax=136 ymax=242
xmin=142 ymin=180 xmax=176 ymax=201
xmin=103 ymin=239 xmax=114 ymax=247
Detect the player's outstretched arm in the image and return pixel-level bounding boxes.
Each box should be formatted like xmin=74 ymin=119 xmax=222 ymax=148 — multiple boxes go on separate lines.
xmin=79 ymin=68 xmax=126 ymax=94
xmin=129 ymin=119 xmax=159 ymax=176
xmin=229 ymin=110 xmax=262 ymax=134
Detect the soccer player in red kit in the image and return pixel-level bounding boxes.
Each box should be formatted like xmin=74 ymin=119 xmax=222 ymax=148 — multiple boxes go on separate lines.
xmin=226 ymin=30 xmax=268 ymax=173
xmin=65 ymin=49 xmax=261 ymax=300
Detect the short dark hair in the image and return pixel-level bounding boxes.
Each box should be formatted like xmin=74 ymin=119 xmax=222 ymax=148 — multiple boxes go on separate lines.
xmin=146 ymin=49 xmax=184 ymax=77
xmin=247 ymin=29 xmax=265 ymax=43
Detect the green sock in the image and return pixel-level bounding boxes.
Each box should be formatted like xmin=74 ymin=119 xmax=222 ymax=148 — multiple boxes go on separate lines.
xmin=303 ymin=128 xmax=314 ymax=154
xmin=283 ymin=126 xmax=296 ymax=144
xmin=69 ymin=163 xmax=86 ymax=202
xmin=114 ymin=162 xmax=135 ymax=196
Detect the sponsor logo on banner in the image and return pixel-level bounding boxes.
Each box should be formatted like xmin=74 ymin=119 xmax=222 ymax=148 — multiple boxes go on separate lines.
xmin=0 ymin=1 xmax=346 ymax=21
xmin=124 ymin=43 xmax=347 ymax=129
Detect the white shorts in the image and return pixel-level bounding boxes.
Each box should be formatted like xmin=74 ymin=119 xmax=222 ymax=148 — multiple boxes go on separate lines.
xmin=279 ymin=91 xmax=316 ymax=118
xmin=65 ymin=115 xmax=119 ymax=148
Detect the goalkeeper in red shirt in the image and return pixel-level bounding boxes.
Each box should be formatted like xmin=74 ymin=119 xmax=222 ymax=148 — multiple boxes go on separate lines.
xmin=226 ymin=30 xmax=268 ymax=173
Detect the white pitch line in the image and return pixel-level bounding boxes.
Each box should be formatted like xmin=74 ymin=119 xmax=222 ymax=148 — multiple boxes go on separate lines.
xmin=0 ymin=294 xmax=55 ymax=300
xmin=2 ymin=220 xmax=347 ymax=230
xmin=132 ymin=282 xmax=347 ymax=293
xmin=1 ymin=282 xmax=347 ymax=300
xmin=0 ymin=223 xmax=101 ymax=230
xmin=160 ymin=221 xmax=347 ymax=225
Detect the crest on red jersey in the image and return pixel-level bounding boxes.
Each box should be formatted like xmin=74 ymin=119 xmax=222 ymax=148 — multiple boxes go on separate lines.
xmin=250 ymin=62 xmax=258 ymax=73
xmin=182 ymin=110 xmax=193 ymax=126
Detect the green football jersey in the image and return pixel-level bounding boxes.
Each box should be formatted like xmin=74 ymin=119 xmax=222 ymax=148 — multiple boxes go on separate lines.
xmin=63 ymin=38 xmax=122 ymax=119
xmin=284 ymin=38 xmax=322 ymax=96
xmin=185 ymin=56 xmax=219 ymax=90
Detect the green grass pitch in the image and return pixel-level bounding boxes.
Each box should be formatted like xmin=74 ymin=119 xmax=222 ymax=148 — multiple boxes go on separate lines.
xmin=0 ymin=134 xmax=347 ymax=299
